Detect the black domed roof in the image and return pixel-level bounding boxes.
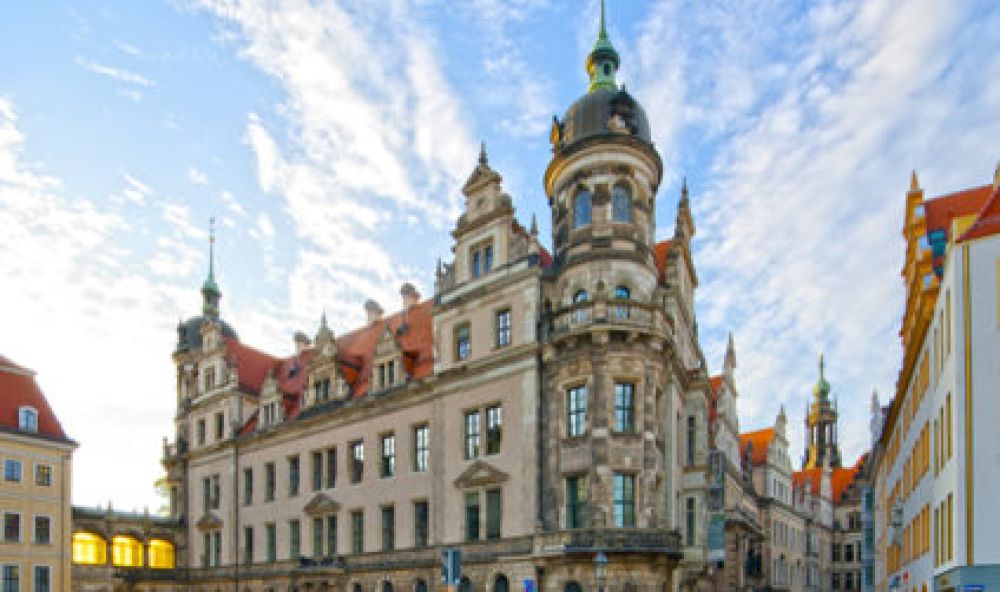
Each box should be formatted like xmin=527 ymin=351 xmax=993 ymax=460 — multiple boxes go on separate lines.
xmin=176 ymin=316 xmax=238 ymax=353
xmin=558 ymin=87 xmax=652 ymax=150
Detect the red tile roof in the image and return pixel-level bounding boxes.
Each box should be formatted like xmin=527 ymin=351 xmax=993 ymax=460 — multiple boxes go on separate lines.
xmin=958 ymin=184 xmax=1000 ymax=242
xmin=924 ymin=184 xmax=992 ymax=235
xmin=653 ymin=239 xmax=673 ymax=283
xmin=0 ymin=356 xmax=70 ymax=442
xmin=708 ymin=375 xmax=723 ymax=427
xmin=792 ymin=456 xmax=865 ymax=503
xmin=739 ymin=427 xmax=774 ymax=466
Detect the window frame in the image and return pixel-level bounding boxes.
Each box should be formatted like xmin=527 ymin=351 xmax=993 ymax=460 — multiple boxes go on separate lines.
xmin=380 ymin=433 xmax=396 ymax=478
xmin=381 ymin=505 xmax=395 ymax=551
xmin=33 ymin=515 xmax=51 ymax=545
xmin=3 ymin=460 xmax=21 ymax=483
xmin=464 ymin=411 xmax=481 ymax=460
xmin=414 ymin=500 xmax=429 ymax=548
xmin=611 ymin=184 xmax=633 ymax=223
xmin=350 ymin=510 xmax=364 ymax=554
xmin=485 ymin=405 xmax=503 ymax=455
xmin=414 ymin=425 xmax=430 ymax=473
xmin=566 ymin=475 xmax=587 ymax=529
xmin=495 ymin=308 xmax=512 ymax=348
xmin=264 ymin=462 xmax=276 ymax=501
xmin=350 ymin=440 xmax=364 ymax=484
xmin=455 ymin=323 xmax=471 ymax=362
xmin=566 ymin=384 xmax=587 ymax=437
xmin=613 ymin=473 xmax=635 ymax=528
xmin=614 ymin=381 xmax=636 ymax=433
xmin=17 ymin=406 xmax=38 ymax=433
xmin=573 ymin=189 xmax=592 ymax=229
xmin=464 ymin=491 xmax=481 ymax=542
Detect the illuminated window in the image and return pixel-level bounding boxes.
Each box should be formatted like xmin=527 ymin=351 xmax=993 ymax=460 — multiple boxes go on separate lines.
xmin=112 ymin=535 xmax=143 ymax=567
xmin=148 ymin=539 xmax=175 ymax=569
xmin=72 ymin=532 xmax=107 ymax=565
xmin=573 ymin=190 xmax=592 ymax=228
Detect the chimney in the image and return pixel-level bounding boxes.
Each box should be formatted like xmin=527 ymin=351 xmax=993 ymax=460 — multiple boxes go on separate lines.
xmin=293 ymin=331 xmax=311 ymax=354
xmin=364 ymin=299 xmax=384 ymax=325
xmin=400 ymin=283 xmax=420 ymax=310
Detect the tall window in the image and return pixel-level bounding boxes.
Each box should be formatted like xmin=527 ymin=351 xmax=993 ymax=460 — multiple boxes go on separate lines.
xmin=288 ymin=455 xmax=300 ymax=497
xmin=455 ymin=324 xmax=471 ymax=361
xmin=686 ymin=416 xmax=697 ymax=466
xmin=486 ymin=406 xmax=503 ymax=454
xmin=414 ymin=501 xmax=429 ymax=548
xmin=243 ymin=467 xmax=253 ymax=505
xmin=613 ymin=474 xmax=635 ymax=528
xmin=573 ymin=190 xmax=592 ymax=228
xmin=2 ymin=460 xmax=19 ymax=483
xmin=381 ymin=506 xmax=395 ymax=551
xmin=326 ymin=447 xmax=337 ymax=488
xmin=464 ymin=411 xmax=481 ymax=460
xmin=685 ymin=497 xmax=696 ymax=545
xmin=289 ymin=520 xmax=300 ymax=559
xmin=17 ymin=407 xmax=37 ymax=433
xmin=615 ymin=382 xmax=636 ymax=432
xmin=612 ymin=185 xmax=633 ymax=222
xmin=196 ymin=418 xmax=206 ymax=445
xmin=326 ymin=516 xmax=337 ymax=557
xmin=33 ymin=566 xmax=49 ymax=592
xmin=567 ymin=385 xmax=587 ymax=437
xmin=495 ymin=309 xmax=511 ymax=347
xmin=212 ymin=532 xmax=221 ymax=566
xmin=244 ymin=526 xmax=254 ymax=565
xmin=33 ymin=516 xmax=50 ymax=544
xmin=34 ymin=464 xmax=52 ymax=487
xmin=215 ymin=412 xmax=224 ymax=440
xmin=312 ymin=517 xmax=323 ymax=558
xmin=566 ymin=476 xmax=587 ymax=529
xmin=614 ymin=285 xmax=631 ymax=319
xmin=2 ymin=566 xmax=18 ymax=592
xmin=414 ymin=425 xmax=430 ymax=472
xmin=265 ymin=523 xmax=276 ymax=563
xmin=309 ymin=451 xmax=322 ymax=492
xmin=350 ymin=441 xmax=364 ymax=483
xmin=381 ymin=434 xmax=396 ymax=478
xmin=265 ymin=462 xmax=276 ymax=501
xmin=484 ymin=245 xmax=494 ymax=273
xmin=3 ymin=514 xmax=20 ymax=543
xmin=486 ymin=489 xmax=502 ymax=539
xmin=472 ymin=249 xmax=481 ymax=278
xmin=351 ymin=511 xmax=364 ymax=553
xmin=465 ymin=492 xmax=481 ymax=541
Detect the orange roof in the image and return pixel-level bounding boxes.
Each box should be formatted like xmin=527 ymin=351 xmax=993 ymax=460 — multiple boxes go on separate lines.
xmin=958 ymin=184 xmax=1000 ymax=242
xmin=791 ymin=461 xmax=862 ymax=504
xmin=739 ymin=427 xmax=774 ymax=466
xmin=0 ymin=356 xmax=70 ymax=442
xmin=924 ymin=184 xmax=992 ymax=235
xmin=653 ymin=239 xmax=673 ymax=283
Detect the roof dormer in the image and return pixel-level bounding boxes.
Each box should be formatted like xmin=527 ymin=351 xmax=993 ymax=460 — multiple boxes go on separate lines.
xmin=371 ymin=323 xmax=405 ymax=393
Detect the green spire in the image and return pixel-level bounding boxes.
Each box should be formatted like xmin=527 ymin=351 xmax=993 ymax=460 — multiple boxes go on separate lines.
xmin=586 ymin=0 xmax=620 ymax=93
xmin=813 ymin=353 xmax=831 ymax=400
xmin=201 ymin=217 xmax=221 ymax=318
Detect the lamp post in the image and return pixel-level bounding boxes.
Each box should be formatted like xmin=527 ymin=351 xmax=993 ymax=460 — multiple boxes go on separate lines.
xmin=594 ymin=551 xmax=608 ymax=592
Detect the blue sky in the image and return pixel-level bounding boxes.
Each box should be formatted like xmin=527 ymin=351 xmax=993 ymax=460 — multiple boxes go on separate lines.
xmin=1 ymin=0 xmax=997 ymax=511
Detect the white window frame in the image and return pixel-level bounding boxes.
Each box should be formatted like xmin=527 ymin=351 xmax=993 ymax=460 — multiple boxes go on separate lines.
xmin=3 ymin=512 xmax=21 ymax=543
xmin=3 ymin=460 xmax=21 ymax=483
xmin=33 ymin=514 xmax=52 ymax=545
xmin=33 ymin=464 xmax=52 ymax=487
xmin=33 ymin=565 xmax=49 ymax=592
xmin=17 ymin=407 xmax=37 ymax=433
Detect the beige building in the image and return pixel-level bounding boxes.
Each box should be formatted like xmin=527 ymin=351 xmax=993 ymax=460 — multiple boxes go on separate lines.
xmin=0 ymin=356 xmax=77 ymax=592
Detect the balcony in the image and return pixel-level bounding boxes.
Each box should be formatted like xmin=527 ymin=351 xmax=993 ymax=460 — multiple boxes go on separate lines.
xmin=537 ymin=528 xmax=682 ymax=557
xmin=544 ymin=300 xmax=671 ymax=341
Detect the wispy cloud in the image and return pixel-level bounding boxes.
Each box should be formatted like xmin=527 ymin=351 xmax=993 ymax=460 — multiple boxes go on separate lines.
xmin=75 ymin=56 xmax=156 ymax=87
xmin=188 ymin=166 xmax=209 ymax=185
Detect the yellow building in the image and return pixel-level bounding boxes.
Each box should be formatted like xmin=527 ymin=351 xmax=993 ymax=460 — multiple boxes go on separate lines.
xmin=0 ymin=356 xmax=77 ymax=592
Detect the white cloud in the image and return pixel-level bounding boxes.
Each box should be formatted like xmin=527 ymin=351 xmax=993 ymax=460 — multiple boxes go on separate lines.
xmin=114 ymin=40 xmax=142 ymax=57
xmin=187 ymin=166 xmax=209 ymax=185
xmin=117 ymin=173 xmax=152 ymax=205
xmin=75 ymin=56 xmax=156 ymax=87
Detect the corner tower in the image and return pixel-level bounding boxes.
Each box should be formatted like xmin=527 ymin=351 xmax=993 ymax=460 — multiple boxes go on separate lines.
xmin=803 ymin=354 xmax=842 ymax=469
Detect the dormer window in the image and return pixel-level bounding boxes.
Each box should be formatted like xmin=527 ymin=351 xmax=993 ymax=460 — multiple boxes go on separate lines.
xmin=374 ymin=359 xmax=399 ymax=391
xmin=573 ymin=190 xmax=592 ymax=229
xmin=313 ymin=378 xmax=331 ymax=404
xmin=612 ymin=185 xmax=633 ymax=223
xmin=18 ymin=407 xmax=38 ymax=433
xmin=470 ymin=241 xmax=494 ymax=279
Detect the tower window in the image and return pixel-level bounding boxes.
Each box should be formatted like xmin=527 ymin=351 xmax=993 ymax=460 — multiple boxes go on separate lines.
xmin=612 ymin=185 xmax=633 ymax=222
xmin=573 ymin=289 xmax=590 ymax=324
xmin=573 ymin=190 xmax=592 ymax=229
xmin=613 ymin=473 xmax=635 ymax=528
xmin=566 ymin=385 xmax=587 ymax=437
xmin=614 ymin=285 xmax=631 ymax=319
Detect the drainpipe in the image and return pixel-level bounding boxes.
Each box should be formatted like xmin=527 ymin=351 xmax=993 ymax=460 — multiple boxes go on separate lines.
xmin=232 ymin=429 xmax=241 ymax=592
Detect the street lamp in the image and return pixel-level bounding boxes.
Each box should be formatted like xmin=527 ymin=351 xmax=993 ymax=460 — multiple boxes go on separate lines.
xmin=593 ymin=551 xmax=608 ymax=592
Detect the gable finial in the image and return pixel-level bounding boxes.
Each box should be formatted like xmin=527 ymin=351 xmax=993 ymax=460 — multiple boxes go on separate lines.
xmin=479 ymin=141 xmax=488 ymax=166
xmin=201 ymin=216 xmax=221 ymax=318
xmin=681 ymin=176 xmax=689 ymax=202
xmin=599 ymin=0 xmax=608 ymax=41
xmin=910 ymin=170 xmax=920 ymax=192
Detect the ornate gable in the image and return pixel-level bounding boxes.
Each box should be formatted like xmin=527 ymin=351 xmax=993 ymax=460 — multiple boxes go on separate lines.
xmin=196 ymin=512 xmax=223 ymax=531
xmin=453 ymin=460 xmax=509 ymax=489
xmin=303 ymin=493 xmax=341 ymax=517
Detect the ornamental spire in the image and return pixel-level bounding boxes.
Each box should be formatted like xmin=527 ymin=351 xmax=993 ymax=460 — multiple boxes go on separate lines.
xmin=910 ymin=170 xmax=920 ymax=192
xmin=586 ymin=0 xmax=620 ymax=93
xmin=201 ymin=217 xmax=221 ymax=319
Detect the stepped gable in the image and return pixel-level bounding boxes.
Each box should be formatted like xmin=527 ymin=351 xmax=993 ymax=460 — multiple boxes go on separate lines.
xmin=739 ymin=427 xmax=775 ymax=466
xmin=0 ymin=355 xmax=70 ymax=441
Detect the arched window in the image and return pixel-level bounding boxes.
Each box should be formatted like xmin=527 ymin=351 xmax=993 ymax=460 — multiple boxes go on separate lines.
xmin=72 ymin=532 xmax=107 ymax=565
xmin=612 ymin=185 xmax=632 ymax=223
xmin=494 ymin=575 xmax=509 ymax=592
xmin=148 ymin=539 xmax=176 ymax=569
xmin=614 ymin=285 xmax=630 ymax=319
xmin=353 ymin=584 xmax=363 ymax=592
xmin=573 ymin=191 xmax=592 ymax=229
xmin=111 ymin=535 xmax=143 ymax=567
xmin=383 ymin=581 xmax=393 ymax=592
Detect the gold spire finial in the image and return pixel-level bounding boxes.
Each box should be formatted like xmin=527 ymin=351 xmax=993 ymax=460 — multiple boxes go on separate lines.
xmin=910 ymin=170 xmax=920 ymax=192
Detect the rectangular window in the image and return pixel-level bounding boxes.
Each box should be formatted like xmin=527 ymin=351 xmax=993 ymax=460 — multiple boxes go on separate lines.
xmin=947 ymin=493 xmax=953 ymax=561
xmin=3 ymin=565 xmax=19 ymax=592
xmin=351 ymin=510 xmax=364 ymax=554
xmin=288 ymin=455 xmax=300 ymax=497
xmin=244 ymin=526 xmax=254 ymax=565
xmin=414 ymin=501 xmax=429 ymax=548
xmin=32 ymin=567 xmax=48 ymax=592
xmin=486 ymin=489 xmax=502 ymax=540
xmin=33 ymin=516 xmax=50 ymax=544
xmin=265 ymin=462 xmax=276 ymax=501
xmin=202 ymin=533 xmax=210 ymax=567
xmin=3 ymin=460 xmax=20 ymax=483
xmin=566 ymin=476 xmax=588 ymax=529
xmin=312 ymin=517 xmax=323 ymax=558
xmin=465 ymin=492 xmax=481 ymax=541
xmin=326 ymin=447 xmax=337 ymax=488
xmin=567 ymin=385 xmax=587 ymax=437
xmin=34 ymin=465 xmax=52 ymax=487
xmin=686 ymin=416 xmax=697 ymax=466
xmin=350 ymin=441 xmax=364 ymax=483
xmin=311 ymin=451 xmax=323 ymax=492
xmin=455 ymin=324 xmax=471 ymax=361
xmin=326 ymin=516 xmax=337 ymax=557
xmin=215 ymin=412 xmax=224 ymax=440
xmin=495 ymin=309 xmax=511 ymax=347
xmin=833 ymin=543 xmax=841 ymax=562
xmin=464 ymin=411 xmax=481 ymax=460
xmin=613 ymin=474 xmax=635 ymax=528
xmin=414 ymin=425 xmax=430 ymax=472
xmin=196 ymin=418 xmax=206 ymax=445
xmin=381 ymin=434 xmax=396 ymax=478
xmin=471 ymin=249 xmax=481 ymax=278
xmin=387 ymin=360 xmax=395 ymax=386
xmin=945 ymin=393 xmax=953 ymax=459
xmin=381 ymin=506 xmax=395 ymax=551
xmin=484 ymin=245 xmax=493 ymax=273
xmin=289 ymin=519 xmax=300 ymax=559
xmin=243 ymin=467 xmax=253 ymax=505
xmin=266 ymin=523 xmax=276 ymax=563
xmin=685 ymin=497 xmax=696 ymax=545
xmin=212 ymin=532 xmax=221 ymax=566
xmin=486 ymin=405 xmax=503 ymax=454
xmin=844 ymin=542 xmax=854 ymax=562
xmin=614 ymin=382 xmax=636 ymax=433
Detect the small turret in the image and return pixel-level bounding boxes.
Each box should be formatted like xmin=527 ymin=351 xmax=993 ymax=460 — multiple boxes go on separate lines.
xmin=586 ymin=0 xmax=620 ymax=93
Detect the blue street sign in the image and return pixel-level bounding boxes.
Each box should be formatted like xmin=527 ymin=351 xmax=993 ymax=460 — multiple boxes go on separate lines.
xmin=524 ymin=579 xmax=535 ymax=592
